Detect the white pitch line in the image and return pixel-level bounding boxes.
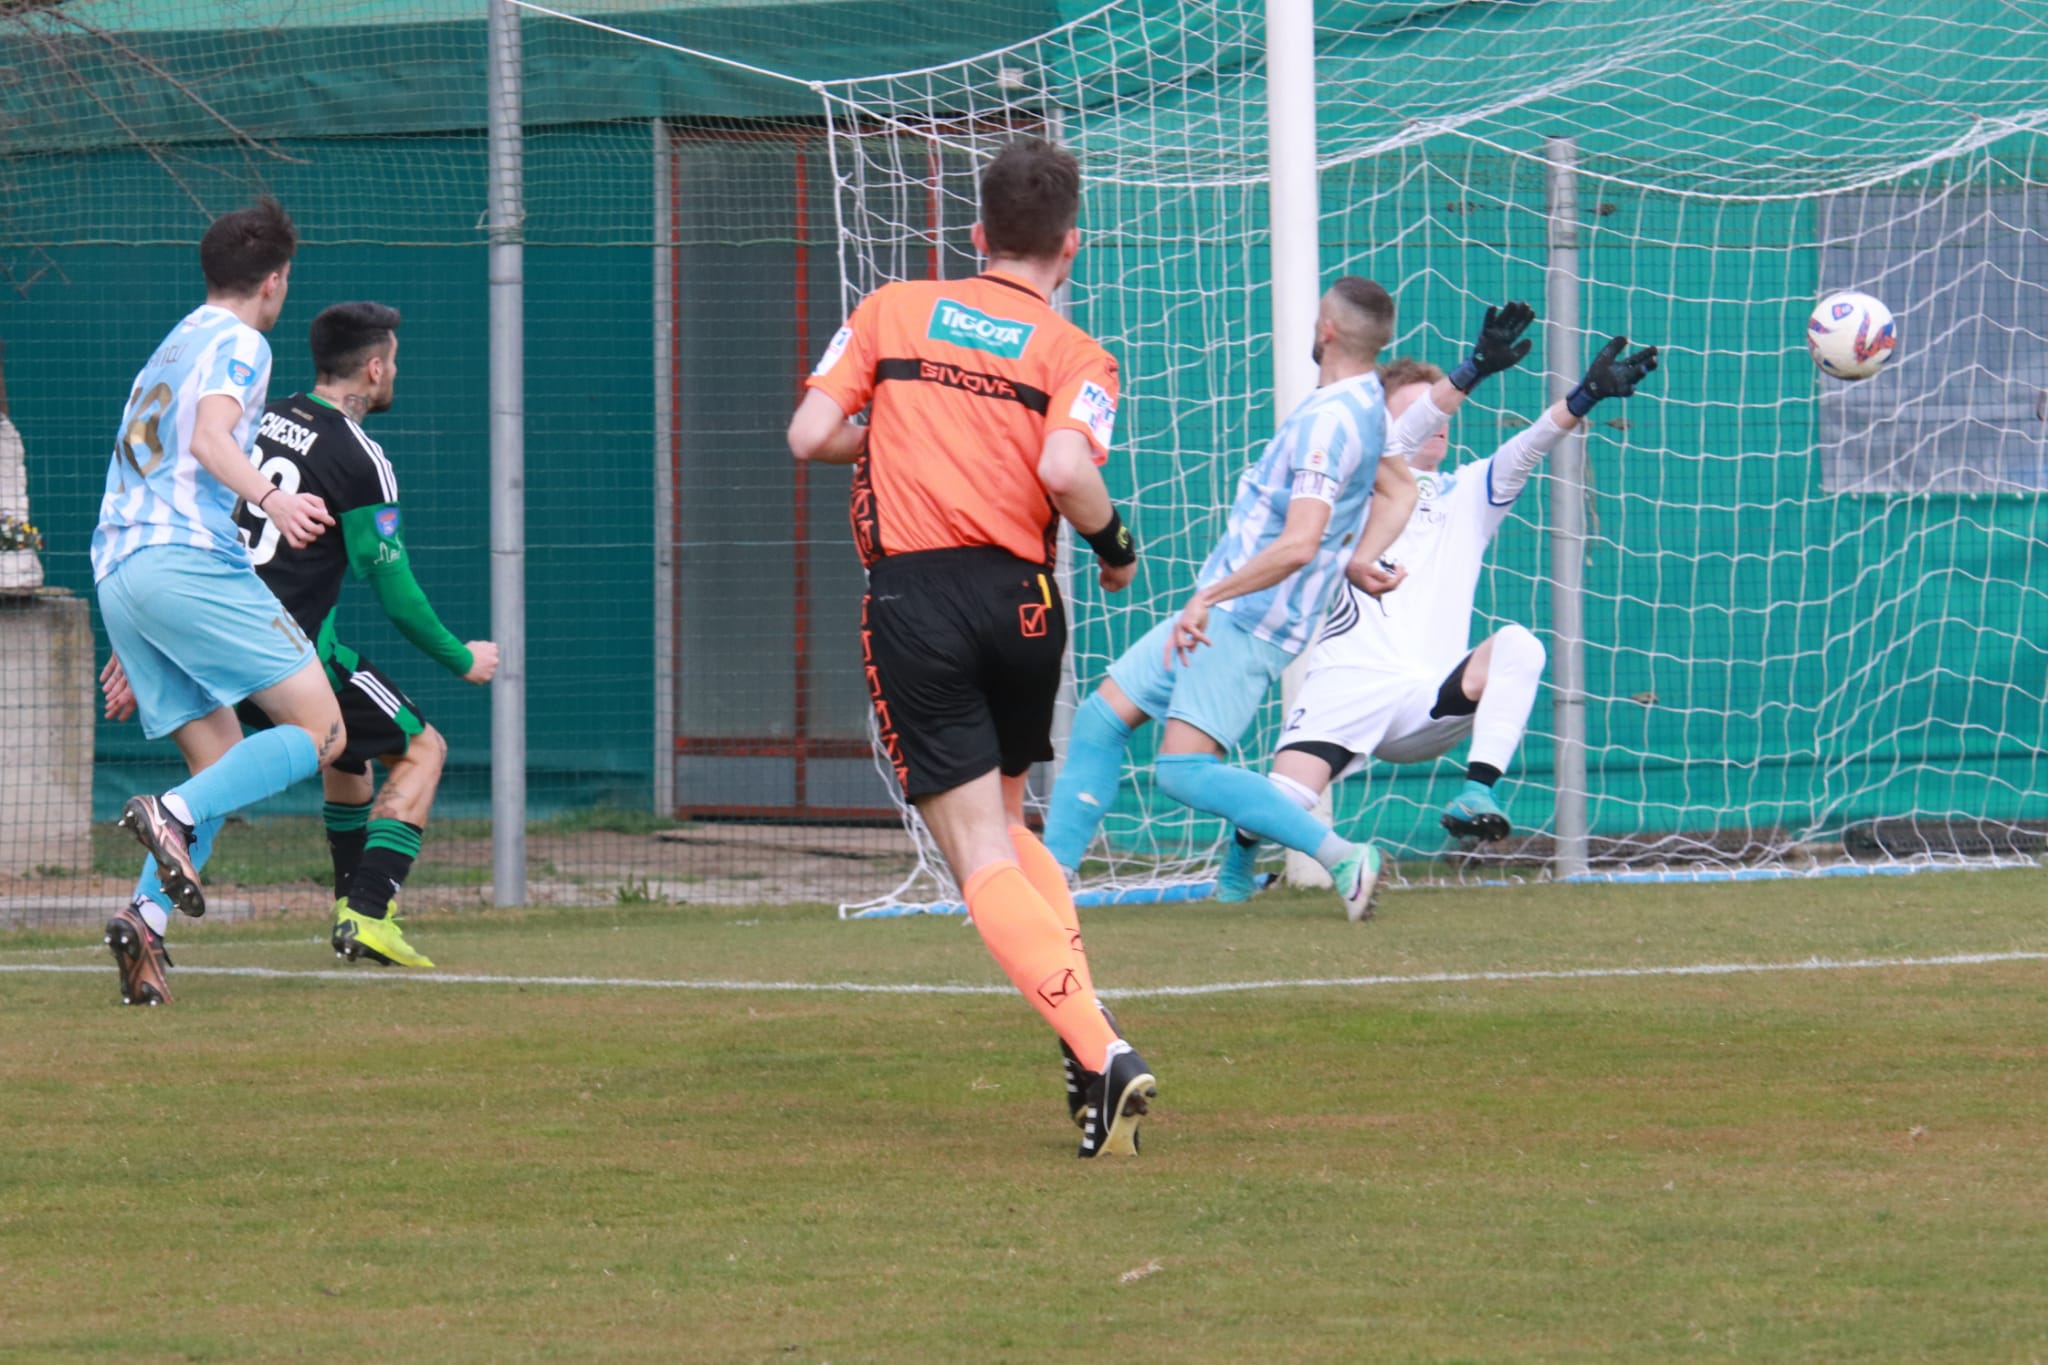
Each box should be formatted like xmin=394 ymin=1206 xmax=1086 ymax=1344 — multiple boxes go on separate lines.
xmin=1107 ymin=950 xmax=2048 ymax=998
xmin=0 ymin=950 xmax=2041 ymax=999
xmin=0 ymin=963 xmax=1011 ymax=994
xmin=0 ymin=937 xmax=327 ymax=957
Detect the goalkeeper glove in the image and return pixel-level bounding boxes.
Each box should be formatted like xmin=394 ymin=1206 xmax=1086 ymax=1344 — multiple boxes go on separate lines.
xmin=1565 ymin=335 xmax=1660 ymax=418
xmin=1447 ymin=300 xmax=1536 ymax=393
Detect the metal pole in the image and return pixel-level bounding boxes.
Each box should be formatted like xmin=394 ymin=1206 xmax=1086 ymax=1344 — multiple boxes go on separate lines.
xmin=651 ymin=118 xmax=677 ymax=819
xmin=487 ymin=0 xmax=527 ymax=906
xmin=1544 ymin=136 xmax=1589 ymax=880
xmin=1266 ymin=0 xmax=1327 ymax=888
xmin=1047 ymin=275 xmax=1079 ymax=804
xmin=1044 ymin=112 xmax=1077 ymax=813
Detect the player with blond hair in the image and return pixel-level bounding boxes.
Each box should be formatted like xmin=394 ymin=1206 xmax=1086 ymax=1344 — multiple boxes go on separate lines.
xmin=1217 ymin=318 xmax=1660 ymax=899
xmin=1040 ymin=276 xmax=1423 ymax=921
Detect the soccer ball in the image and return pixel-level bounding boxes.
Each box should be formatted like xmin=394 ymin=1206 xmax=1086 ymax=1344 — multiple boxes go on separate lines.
xmin=1807 ymin=291 xmax=1896 ymax=381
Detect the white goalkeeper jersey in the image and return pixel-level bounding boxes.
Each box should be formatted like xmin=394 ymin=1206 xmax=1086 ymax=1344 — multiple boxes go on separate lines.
xmin=1312 ymin=399 xmax=1569 ymax=679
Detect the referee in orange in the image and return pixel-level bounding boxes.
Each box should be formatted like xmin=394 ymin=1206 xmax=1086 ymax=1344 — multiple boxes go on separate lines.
xmin=788 ymin=137 xmax=1153 ymax=1158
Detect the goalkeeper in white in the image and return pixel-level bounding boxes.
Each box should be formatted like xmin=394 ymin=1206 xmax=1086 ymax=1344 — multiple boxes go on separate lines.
xmin=1216 ymin=321 xmax=1659 ymax=900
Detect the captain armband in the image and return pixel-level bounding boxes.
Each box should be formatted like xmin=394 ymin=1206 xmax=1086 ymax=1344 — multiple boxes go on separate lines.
xmin=1290 ymin=468 xmax=1340 ymax=505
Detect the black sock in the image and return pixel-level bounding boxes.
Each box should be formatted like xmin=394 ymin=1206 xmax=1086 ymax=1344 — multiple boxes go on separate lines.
xmin=1234 ymin=828 xmax=1260 ymax=849
xmin=1466 ymin=762 xmax=1502 ymax=787
xmin=345 ymin=819 xmax=423 ymax=920
xmin=323 ymin=801 xmax=372 ymax=900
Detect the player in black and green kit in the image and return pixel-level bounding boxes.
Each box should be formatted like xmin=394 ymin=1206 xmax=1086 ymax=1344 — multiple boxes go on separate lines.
xmin=234 ymin=301 xmax=497 ymax=967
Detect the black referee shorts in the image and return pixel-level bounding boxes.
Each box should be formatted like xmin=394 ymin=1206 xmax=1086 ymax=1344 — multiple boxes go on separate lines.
xmin=862 ymin=546 xmax=1066 ymax=800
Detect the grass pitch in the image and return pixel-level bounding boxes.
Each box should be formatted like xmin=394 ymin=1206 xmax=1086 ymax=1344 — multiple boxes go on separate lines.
xmin=3 ymin=869 xmax=2045 ymax=1361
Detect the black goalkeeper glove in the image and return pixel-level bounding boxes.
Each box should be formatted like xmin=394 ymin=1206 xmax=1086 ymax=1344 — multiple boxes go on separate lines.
xmin=1565 ymin=335 xmax=1660 ymax=418
xmin=1447 ymin=300 xmax=1536 ymax=393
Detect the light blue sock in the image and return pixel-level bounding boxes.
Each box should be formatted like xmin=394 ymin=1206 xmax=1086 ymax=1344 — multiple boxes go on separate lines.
xmin=1154 ymin=753 xmax=1354 ymax=870
xmin=1042 ymin=692 xmax=1136 ymax=872
xmin=133 ymin=817 xmax=222 ymax=922
xmin=167 ymin=726 xmax=320 ymax=825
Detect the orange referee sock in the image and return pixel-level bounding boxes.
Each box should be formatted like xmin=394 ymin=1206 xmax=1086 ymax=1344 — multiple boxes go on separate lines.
xmin=963 ymin=859 xmax=1117 ymax=1073
xmin=1009 ymin=824 xmax=1093 ymax=995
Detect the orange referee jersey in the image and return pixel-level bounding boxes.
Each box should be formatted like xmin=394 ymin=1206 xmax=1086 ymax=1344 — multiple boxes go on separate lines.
xmin=807 ymin=270 xmax=1119 ymax=568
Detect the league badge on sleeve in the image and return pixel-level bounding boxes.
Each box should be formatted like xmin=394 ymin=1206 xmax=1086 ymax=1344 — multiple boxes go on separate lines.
xmin=1070 ymin=380 xmax=1117 ymax=448
xmin=227 ymin=359 xmax=257 ymax=387
xmin=813 ymin=325 xmax=853 ymax=377
xmin=375 ymin=507 xmax=401 ymax=539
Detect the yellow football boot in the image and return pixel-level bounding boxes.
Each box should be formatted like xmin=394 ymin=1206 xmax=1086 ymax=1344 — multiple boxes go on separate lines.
xmin=331 ymin=902 xmax=435 ymax=968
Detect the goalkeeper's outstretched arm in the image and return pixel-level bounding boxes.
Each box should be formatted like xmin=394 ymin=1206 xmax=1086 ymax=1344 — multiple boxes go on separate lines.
xmin=1347 ymin=300 xmax=1534 ymax=593
xmin=1382 ymin=300 xmax=1538 ymax=464
xmin=1484 ymin=334 xmax=1661 ymax=506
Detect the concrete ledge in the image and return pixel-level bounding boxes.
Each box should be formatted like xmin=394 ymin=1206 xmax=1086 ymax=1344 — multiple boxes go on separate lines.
xmin=0 ymin=591 xmax=92 ymax=877
xmin=0 ymin=896 xmax=259 ymax=931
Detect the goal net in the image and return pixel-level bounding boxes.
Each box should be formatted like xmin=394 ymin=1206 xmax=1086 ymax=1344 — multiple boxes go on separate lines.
xmin=1 ymin=0 xmax=2041 ymax=926
xmin=817 ymin=0 xmax=2048 ymax=911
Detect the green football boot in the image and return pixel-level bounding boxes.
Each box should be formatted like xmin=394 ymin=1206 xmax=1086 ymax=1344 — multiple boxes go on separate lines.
xmin=1441 ymin=781 xmax=1511 ymax=842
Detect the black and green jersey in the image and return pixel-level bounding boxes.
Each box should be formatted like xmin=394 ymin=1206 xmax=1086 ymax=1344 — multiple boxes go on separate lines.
xmin=235 ymin=392 xmax=473 ymax=679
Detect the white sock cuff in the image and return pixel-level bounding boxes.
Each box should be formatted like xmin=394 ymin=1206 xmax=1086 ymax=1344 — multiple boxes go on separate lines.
xmin=1269 ymin=772 xmax=1322 ymax=811
xmin=132 ymin=895 xmax=169 ymax=937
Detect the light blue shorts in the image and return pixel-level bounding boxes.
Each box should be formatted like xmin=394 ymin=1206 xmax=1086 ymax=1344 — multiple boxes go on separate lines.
xmin=1106 ymin=605 xmax=1297 ymax=750
xmin=97 ymin=544 xmax=316 ymax=741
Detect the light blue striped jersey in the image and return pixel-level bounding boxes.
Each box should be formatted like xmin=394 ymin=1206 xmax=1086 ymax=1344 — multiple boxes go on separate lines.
xmin=1199 ymin=370 xmax=1387 ymax=654
xmin=91 ymin=304 xmax=273 ymax=582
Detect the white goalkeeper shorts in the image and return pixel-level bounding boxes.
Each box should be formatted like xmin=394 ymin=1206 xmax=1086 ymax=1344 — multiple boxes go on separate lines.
xmin=1277 ymin=660 xmax=1475 ymax=781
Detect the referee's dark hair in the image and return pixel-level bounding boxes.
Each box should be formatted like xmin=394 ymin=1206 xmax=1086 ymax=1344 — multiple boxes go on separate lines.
xmin=310 ymin=301 xmax=403 ymax=382
xmin=200 ymin=198 xmax=297 ymax=296
xmin=980 ymin=136 xmax=1081 ymax=260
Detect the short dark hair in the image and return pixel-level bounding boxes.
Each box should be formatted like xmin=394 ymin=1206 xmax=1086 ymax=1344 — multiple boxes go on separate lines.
xmin=199 ymin=199 xmax=297 ymax=295
xmin=309 ymin=301 xmax=402 ymax=381
xmin=1379 ymin=356 xmax=1444 ymax=393
xmin=1325 ymin=275 xmax=1395 ymax=361
xmin=980 ymin=136 xmax=1080 ymax=261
